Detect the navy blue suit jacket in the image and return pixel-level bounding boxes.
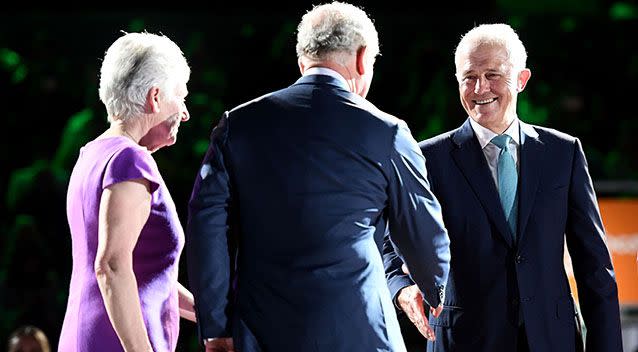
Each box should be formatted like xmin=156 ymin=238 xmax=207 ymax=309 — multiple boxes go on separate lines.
xmin=186 ymin=74 xmax=451 ymax=351
xmin=385 ymin=118 xmax=622 ymax=352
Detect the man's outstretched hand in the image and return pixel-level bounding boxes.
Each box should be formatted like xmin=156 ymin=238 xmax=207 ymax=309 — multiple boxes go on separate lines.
xmin=398 ymin=264 xmax=443 ymax=341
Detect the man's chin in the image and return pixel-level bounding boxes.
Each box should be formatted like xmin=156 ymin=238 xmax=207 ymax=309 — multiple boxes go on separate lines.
xmin=473 ymin=112 xmax=499 ymax=123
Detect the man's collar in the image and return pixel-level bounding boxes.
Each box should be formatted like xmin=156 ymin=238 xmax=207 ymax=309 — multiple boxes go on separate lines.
xmin=469 ymin=117 xmax=521 ymax=149
xmin=303 ymin=67 xmax=350 ymax=91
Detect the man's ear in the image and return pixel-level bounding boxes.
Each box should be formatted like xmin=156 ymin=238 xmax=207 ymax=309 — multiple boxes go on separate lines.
xmin=355 ymin=46 xmax=368 ymax=76
xmin=298 ymin=57 xmax=306 ymax=75
xmin=146 ymin=87 xmax=161 ymax=113
xmin=517 ymin=69 xmax=531 ymax=92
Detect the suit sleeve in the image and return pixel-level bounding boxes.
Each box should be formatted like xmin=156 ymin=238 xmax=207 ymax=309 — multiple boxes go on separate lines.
xmin=565 ymin=138 xmax=622 ymax=351
xmin=186 ymin=112 xmax=234 ymax=341
xmin=384 ymin=121 xmax=451 ymax=308
xmin=383 ymin=226 xmax=414 ymax=307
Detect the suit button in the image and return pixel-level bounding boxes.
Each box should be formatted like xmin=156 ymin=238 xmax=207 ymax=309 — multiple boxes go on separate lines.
xmin=515 ymin=255 xmax=524 ymax=264
xmin=512 ymin=298 xmax=519 ymax=306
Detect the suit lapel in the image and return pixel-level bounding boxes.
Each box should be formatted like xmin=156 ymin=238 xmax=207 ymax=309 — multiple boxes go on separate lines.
xmin=451 ymin=119 xmax=514 ymax=248
xmin=517 ymin=121 xmax=543 ymax=247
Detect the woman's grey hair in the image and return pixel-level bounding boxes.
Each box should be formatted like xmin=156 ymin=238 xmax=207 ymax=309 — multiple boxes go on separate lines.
xmin=98 ymin=31 xmax=190 ymax=122
xmin=454 ymin=23 xmax=527 ymax=78
xmin=296 ymin=1 xmax=379 ymax=62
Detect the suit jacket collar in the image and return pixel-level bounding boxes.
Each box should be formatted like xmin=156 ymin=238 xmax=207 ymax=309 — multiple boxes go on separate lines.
xmin=452 ymin=118 xmax=539 ymax=147
xmin=450 ymin=118 xmax=543 ymax=248
xmin=453 ymin=118 xmax=539 ymax=143
xmin=452 ymin=117 xmax=478 ymax=147
xmin=293 ymin=74 xmax=350 ymax=92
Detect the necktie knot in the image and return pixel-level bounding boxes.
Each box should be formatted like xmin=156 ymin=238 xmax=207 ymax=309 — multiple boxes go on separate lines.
xmin=491 ymin=134 xmax=512 ymax=150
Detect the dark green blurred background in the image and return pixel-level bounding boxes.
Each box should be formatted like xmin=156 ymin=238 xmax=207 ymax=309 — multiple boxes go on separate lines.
xmin=1 ymin=1 xmax=637 ymax=351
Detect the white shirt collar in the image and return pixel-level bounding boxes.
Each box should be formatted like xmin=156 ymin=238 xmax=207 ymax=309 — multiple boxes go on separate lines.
xmin=469 ymin=117 xmax=521 ymax=149
xmin=303 ymin=67 xmax=350 ymax=91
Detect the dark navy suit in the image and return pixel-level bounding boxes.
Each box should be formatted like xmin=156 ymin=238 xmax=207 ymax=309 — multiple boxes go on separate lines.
xmin=385 ymin=118 xmax=622 ymax=352
xmin=186 ymin=74 xmax=451 ymax=351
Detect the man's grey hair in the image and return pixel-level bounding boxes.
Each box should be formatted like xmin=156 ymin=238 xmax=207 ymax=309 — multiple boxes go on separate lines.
xmin=98 ymin=31 xmax=190 ymax=122
xmin=454 ymin=23 xmax=527 ymax=78
xmin=296 ymin=1 xmax=379 ymax=62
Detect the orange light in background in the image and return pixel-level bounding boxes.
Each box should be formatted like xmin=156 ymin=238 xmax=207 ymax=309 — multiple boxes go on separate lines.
xmin=565 ymin=198 xmax=638 ymax=305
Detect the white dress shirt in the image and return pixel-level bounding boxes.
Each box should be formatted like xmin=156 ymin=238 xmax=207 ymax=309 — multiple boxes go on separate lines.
xmin=469 ymin=117 xmax=521 ymax=190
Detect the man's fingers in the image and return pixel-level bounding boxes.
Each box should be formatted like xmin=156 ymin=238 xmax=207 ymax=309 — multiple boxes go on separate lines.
xmin=220 ymin=337 xmax=234 ymax=352
xmin=223 ymin=337 xmax=234 ymax=349
xmin=413 ymin=315 xmax=436 ymax=341
xmin=430 ymin=304 xmax=443 ymax=318
xmin=418 ymin=305 xmax=442 ymax=341
xmin=409 ymin=307 xmax=435 ymax=341
xmin=398 ymin=285 xmax=435 ymax=341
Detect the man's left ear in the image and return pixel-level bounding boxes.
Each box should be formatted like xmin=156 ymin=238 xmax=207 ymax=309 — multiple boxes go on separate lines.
xmin=517 ymin=69 xmax=531 ymax=92
xmin=298 ymin=57 xmax=308 ymax=75
xmin=355 ymin=46 xmax=368 ymax=76
xmin=146 ymin=87 xmax=162 ymax=113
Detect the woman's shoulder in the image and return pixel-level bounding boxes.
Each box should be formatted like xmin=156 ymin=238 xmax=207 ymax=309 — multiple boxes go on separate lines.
xmin=82 ymin=136 xmax=152 ymax=164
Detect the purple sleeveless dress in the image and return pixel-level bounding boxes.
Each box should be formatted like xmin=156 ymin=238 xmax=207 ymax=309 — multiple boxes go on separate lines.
xmin=59 ymin=136 xmax=184 ymax=352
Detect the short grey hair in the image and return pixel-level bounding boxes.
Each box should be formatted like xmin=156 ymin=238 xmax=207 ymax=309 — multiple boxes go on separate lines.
xmin=296 ymin=1 xmax=379 ymax=62
xmin=98 ymin=31 xmax=190 ymax=122
xmin=454 ymin=23 xmax=527 ymax=76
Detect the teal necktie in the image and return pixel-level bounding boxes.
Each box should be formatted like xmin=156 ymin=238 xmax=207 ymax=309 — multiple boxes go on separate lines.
xmin=491 ymin=134 xmax=518 ymax=240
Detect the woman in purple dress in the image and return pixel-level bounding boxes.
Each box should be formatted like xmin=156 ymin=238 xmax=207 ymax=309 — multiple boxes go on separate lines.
xmin=58 ymin=32 xmax=196 ymax=352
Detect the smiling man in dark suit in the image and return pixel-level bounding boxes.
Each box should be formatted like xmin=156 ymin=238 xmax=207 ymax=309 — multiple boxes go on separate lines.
xmin=385 ymin=23 xmax=622 ymax=352
xmin=186 ymin=2 xmax=451 ymax=351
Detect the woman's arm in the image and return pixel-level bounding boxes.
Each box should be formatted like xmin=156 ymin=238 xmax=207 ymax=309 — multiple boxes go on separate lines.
xmin=178 ymin=282 xmax=197 ymax=322
xmin=95 ymin=179 xmax=153 ymax=352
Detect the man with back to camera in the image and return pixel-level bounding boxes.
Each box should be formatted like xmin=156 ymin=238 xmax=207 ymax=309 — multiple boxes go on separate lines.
xmin=186 ymin=2 xmax=451 ymax=351
xmin=384 ymin=23 xmax=622 ymax=352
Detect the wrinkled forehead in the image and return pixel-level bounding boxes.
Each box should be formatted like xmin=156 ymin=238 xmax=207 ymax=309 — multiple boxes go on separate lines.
xmin=456 ymin=43 xmax=511 ymax=73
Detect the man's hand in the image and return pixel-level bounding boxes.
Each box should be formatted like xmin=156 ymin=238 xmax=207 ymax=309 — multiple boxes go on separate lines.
xmin=397 ymin=285 xmax=439 ymax=341
xmin=400 ymin=263 xmax=444 ymax=319
xmin=204 ymin=337 xmax=234 ymax=352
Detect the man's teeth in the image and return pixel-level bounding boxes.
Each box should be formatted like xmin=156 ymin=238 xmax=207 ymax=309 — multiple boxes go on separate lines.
xmin=475 ymin=98 xmax=497 ymax=105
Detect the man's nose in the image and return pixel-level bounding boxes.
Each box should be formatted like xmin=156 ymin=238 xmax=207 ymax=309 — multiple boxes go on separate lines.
xmin=474 ymin=76 xmax=489 ymax=94
xmin=181 ymin=109 xmax=190 ymax=122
